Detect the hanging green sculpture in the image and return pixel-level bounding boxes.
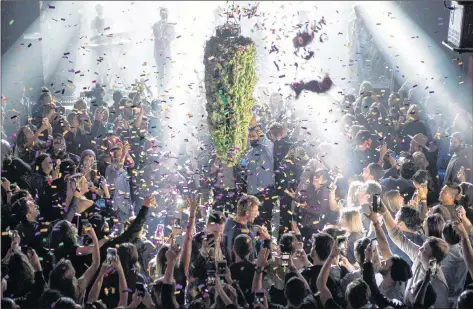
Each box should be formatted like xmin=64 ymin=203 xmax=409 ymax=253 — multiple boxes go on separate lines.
xmin=204 ymin=22 xmax=257 ymax=165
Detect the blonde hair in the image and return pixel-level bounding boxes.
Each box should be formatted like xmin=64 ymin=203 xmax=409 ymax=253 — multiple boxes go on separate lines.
xmin=412 ymin=151 xmax=428 ymax=170
xmin=340 ymin=207 xmax=365 ymax=233
xmin=347 ymin=181 xmax=364 ymax=207
xmin=382 ymin=190 xmax=402 ymax=214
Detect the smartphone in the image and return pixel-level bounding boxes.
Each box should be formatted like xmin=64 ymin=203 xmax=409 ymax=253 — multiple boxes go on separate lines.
xmin=21 ymin=246 xmax=31 ymax=256
xmin=136 ymin=282 xmax=146 ymax=297
xmin=206 ymin=262 xmax=216 ymax=286
xmin=263 ymin=239 xmax=272 ymax=261
xmin=82 ymin=219 xmax=92 ymax=231
xmin=281 ymin=253 xmax=290 ymax=267
xmin=370 ymin=238 xmax=378 ymax=247
xmin=429 ymin=258 xmax=437 ymax=275
xmin=372 ymin=194 xmax=381 ymax=213
xmin=106 ymin=248 xmax=117 ymax=265
xmin=173 ymin=218 xmax=182 ymax=229
xmin=337 ymin=236 xmax=346 ymax=250
xmin=216 ymin=260 xmax=227 ymax=278
xmin=254 ymin=292 xmax=265 ymax=305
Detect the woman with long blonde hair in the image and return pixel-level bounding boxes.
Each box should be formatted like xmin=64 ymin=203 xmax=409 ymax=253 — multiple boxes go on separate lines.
xmin=347 ymin=181 xmax=364 ymax=207
xmin=339 ymin=207 xmax=365 ymax=264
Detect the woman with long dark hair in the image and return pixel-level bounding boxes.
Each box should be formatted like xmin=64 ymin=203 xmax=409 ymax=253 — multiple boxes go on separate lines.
xmin=48 ymin=227 xmax=100 ymax=304
xmin=12 ymin=123 xmax=51 ymax=166
xmin=78 ymin=150 xmax=110 ymax=203
xmin=98 ymin=243 xmax=143 ymax=308
xmin=22 ymin=153 xmax=60 ymax=222
xmin=48 ymin=213 xmax=96 ymax=278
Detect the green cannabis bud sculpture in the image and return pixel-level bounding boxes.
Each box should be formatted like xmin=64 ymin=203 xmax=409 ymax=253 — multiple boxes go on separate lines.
xmin=204 ymin=22 xmax=257 ymax=165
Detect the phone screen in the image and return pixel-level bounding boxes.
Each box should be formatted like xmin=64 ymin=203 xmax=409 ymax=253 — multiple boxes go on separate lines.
xmin=217 ymin=261 xmax=227 ymax=277
xmin=136 ymin=282 xmax=146 ymax=297
xmin=206 ymin=270 xmax=216 ymax=286
xmin=106 ymin=248 xmax=117 ymax=264
xmin=372 ymin=194 xmax=381 ymax=213
xmin=174 ymin=218 xmax=181 ymax=229
xmin=281 ymin=253 xmax=290 ymax=266
xmin=254 ymin=292 xmax=265 ymax=305
xmin=337 ymin=236 xmax=346 ymax=250
xmin=371 ymin=238 xmax=378 ymax=247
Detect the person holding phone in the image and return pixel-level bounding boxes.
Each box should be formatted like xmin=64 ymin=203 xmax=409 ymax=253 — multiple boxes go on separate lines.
xmin=87 ymin=251 xmax=128 ymax=308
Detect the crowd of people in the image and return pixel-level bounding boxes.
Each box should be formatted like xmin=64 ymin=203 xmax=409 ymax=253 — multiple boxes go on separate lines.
xmin=1 ymin=28 xmax=473 ymax=309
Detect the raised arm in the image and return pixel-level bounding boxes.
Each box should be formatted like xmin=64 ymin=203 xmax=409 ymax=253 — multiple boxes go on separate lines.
xmin=452 ymin=219 xmax=473 ymax=278
xmin=86 ymin=264 xmax=108 ymax=304
xmin=78 ymin=228 xmax=100 ymax=295
xmin=382 ymin=204 xmax=420 ymax=261
xmin=363 ymin=244 xmax=403 ymax=308
xmin=162 ymin=243 xmax=180 ymax=309
xmin=179 ymin=196 xmax=198 ymax=274
xmin=457 ymin=206 xmax=473 ymax=235
xmin=252 ymin=247 xmax=269 ymax=292
xmin=316 ymin=242 xmax=338 ymax=307
xmin=115 ymin=258 xmax=129 ymax=308
xmin=367 ymin=212 xmax=392 ymax=260
xmin=112 ymin=194 xmax=152 ymax=245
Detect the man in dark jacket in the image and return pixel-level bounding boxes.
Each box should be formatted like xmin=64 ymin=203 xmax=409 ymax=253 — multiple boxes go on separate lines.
xmin=444 ymin=132 xmax=472 ymax=184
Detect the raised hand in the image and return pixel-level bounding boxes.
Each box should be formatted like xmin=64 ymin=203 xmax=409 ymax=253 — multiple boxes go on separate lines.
xmin=143 ymin=193 xmax=157 ymax=208
xmin=291 ymin=221 xmax=301 ymax=236
xmin=284 ymin=188 xmax=297 ymax=199
xmin=165 ymin=244 xmax=181 ymax=262
xmin=256 ymin=248 xmax=270 ymax=269
xmin=452 ymin=220 xmax=468 ymax=239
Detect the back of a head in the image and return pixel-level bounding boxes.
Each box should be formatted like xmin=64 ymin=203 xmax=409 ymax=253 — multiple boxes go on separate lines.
xmin=354 ymin=237 xmax=371 ymax=265
xmin=398 ymin=206 xmax=422 ymax=231
xmin=1 ymin=298 xmax=18 ymax=309
xmin=367 ymin=163 xmax=384 ymax=181
xmin=458 ymin=290 xmax=473 ymax=309
xmin=233 ymin=234 xmax=252 ymax=259
xmin=365 ymin=180 xmax=382 ymax=197
xmin=10 ymin=190 xmax=30 ymax=210
xmin=207 ymin=210 xmax=226 ymax=225
xmin=400 ymin=161 xmax=416 ymax=180
xmin=390 ymin=255 xmax=413 ymax=282
xmin=60 ymin=159 xmax=77 ymax=177
xmin=355 ymin=130 xmax=371 ymax=145
xmin=430 ymin=205 xmax=450 ymax=222
xmin=285 ymin=277 xmax=307 ymax=307
xmin=323 ymin=226 xmax=346 ymax=240
xmin=279 ymin=233 xmax=297 ymax=254
xmin=427 ymin=236 xmax=449 ymax=264
xmin=346 ymin=278 xmax=370 ymax=309
xmin=412 ymin=169 xmax=429 ymax=185
xmin=425 ymin=214 xmax=445 ymax=238
xmin=269 ymin=122 xmax=284 ymax=138
xmin=443 ymin=222 xmax=461 ymax=245
xmin=39 ymin=289 xmax=62 ymax=308
xmin=88 ymin=212 xmax=107 ymax=239
xmin=118 ymin=243 xmax=138 ymax=272
xmin=11 ymin=197 xmax=29 ymax=223
xmin=54 ymin=297 xmax=77 ymax=309
xmin=236 ymin=195 xmax=259 ymax=217
xmin=311 ymin=232 xmax=334 ymax=261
